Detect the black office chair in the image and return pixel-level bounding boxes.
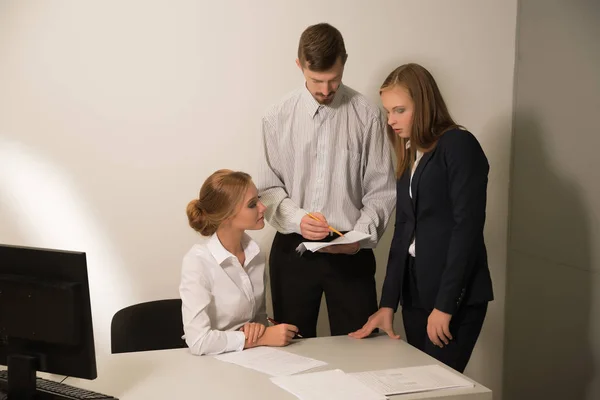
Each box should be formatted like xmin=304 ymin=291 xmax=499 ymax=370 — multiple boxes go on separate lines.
xmin=110 ymin=299 xmax=187 ymax=354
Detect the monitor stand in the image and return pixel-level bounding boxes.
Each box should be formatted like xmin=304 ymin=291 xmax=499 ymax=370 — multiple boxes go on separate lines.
xmin=6 ymin=354 xmax=37 ymax=400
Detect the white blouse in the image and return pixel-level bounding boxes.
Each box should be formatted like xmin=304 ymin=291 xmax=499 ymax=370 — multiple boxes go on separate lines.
xmin=179 ymin=233 xmax=267 ymax=355
xmin=408 ymin=144 xmax=423 ymax=257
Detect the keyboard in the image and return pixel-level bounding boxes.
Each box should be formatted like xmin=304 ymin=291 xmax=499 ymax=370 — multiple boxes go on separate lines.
xmin=0 ymin=370 xmax=117 ymax=399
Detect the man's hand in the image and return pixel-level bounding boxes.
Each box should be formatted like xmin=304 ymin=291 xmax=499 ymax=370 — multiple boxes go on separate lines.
xmin=300 ymin=212 xmax=330 ymax=240
xmin=318 ymin=242 xmax=360 ymax=254
xmin=427 ymin=308 xmax=453 ymax=347
xmin=349 ymin=307 xmax=400 ymax=340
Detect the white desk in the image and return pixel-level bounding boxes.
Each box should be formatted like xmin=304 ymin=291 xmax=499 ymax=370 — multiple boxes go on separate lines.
xmin=66 ymin=335 xmax=492 ymax=400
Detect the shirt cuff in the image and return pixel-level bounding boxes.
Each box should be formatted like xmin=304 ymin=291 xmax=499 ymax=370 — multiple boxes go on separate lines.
xmin=292 ymin=208 xmax=307 ymax=235
xmin=224 ymin=331 xmax=246 ymax=353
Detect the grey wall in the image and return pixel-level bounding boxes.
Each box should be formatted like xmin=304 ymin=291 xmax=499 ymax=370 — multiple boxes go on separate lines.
xmin=504 ymin=0 xmax=600 ymax=399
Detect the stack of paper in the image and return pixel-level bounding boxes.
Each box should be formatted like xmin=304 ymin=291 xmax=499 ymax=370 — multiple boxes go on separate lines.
xmin=270 ymin=369 xmax=387 ymax=400
xmin=295 ymin=230 xmax=370 ymax=254
xmin=350 ymin=364 xmax=474 ymax=396
xmin=214 ymin=347 xmax=327 ymax=376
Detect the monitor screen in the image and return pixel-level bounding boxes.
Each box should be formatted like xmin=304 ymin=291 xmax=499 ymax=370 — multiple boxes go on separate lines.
xmin=0 ymin=244 xmax=97 ymax=380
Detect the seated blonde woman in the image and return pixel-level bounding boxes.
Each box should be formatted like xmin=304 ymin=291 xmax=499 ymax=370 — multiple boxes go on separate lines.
xmin=181 ymin=169 xmax=298 ymax=355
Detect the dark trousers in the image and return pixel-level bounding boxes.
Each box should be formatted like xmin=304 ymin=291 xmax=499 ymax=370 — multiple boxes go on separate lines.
xmin=269 ymin=232 xmax=378 ymax=338
xmin=402 ymin=256 xmax=487 ymax=373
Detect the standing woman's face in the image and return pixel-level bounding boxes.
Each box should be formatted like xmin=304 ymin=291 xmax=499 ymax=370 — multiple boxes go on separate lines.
xmin=381 ymin=85 xmax=414 ymax=139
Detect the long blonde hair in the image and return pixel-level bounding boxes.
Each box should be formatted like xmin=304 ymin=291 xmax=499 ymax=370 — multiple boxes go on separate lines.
xmin=381 ymin=63 xmax=461 ymax=177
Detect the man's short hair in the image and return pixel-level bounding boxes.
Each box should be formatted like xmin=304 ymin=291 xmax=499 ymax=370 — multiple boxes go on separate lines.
xmin=298 ymin=23 xmax=348 ymax=71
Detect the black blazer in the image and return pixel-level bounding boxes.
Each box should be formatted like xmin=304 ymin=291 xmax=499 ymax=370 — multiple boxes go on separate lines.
xmin=380 ymin=129 xmax=493 ymax=315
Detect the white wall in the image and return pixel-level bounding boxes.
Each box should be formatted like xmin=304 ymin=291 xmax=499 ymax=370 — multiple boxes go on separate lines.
xmin=504 ymin=0 xmax=600 ymax=399
xmin=0 ymin=1 xmax=516 ymax=397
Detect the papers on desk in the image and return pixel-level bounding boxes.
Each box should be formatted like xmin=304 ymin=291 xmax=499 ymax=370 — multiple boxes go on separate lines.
xmin=270 ymin=369 xmax=387 ymax=400
xmin=213 ymin=347 xmax=326 ymax=376
xmin=295 ymin=230 xmax=370 ymax=255
xmin=350 ymin=364 xmax=474 ymax=396
xmin=214 ymin=348 xmax=473 ymax=398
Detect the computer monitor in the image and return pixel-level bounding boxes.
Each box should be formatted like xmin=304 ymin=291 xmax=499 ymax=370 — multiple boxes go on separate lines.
xmin=0 ymin=244 xmax=97 ymax=398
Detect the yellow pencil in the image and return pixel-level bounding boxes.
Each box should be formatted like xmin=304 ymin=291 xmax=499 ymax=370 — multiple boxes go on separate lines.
xmin=306 ymin=213 xmax=344 ymax=237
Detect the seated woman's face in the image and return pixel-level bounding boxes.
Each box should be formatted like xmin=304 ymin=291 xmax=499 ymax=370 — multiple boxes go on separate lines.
xmin=230 ymin=182 xmax=266 ymax=231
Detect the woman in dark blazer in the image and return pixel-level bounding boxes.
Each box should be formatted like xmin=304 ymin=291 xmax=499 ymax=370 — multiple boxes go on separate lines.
xmin=350 ymin=63 xmax=493 ymax=373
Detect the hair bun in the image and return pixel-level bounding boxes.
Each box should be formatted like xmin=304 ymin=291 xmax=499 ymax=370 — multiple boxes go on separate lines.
xmin=192 ymin=199 xmax=205 ymax=215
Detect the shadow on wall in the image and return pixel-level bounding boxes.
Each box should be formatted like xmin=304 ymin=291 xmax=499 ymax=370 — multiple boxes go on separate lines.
xmin=504 ymin=112 xmax=595 ymax=399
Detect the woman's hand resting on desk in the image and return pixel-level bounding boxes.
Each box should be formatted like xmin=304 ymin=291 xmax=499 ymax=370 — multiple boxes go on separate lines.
xmin=240 ymin=322 xmax=266 ymax=344
xmin=259 ymin=324 xmax=299 ymax=346
xmin=243 ymin=323 xmax=298 ymax=349
xmin=348 ymin=307 xmax=400 ymax=340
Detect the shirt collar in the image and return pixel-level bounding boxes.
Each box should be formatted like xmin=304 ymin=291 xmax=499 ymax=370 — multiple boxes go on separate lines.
xmin=301 ymin=83 xmax=346 ymax=118
xmin=406 ymin=140 xmax=423 ymax=158
xmin=206 ymin=232 xmax=260 ymax=266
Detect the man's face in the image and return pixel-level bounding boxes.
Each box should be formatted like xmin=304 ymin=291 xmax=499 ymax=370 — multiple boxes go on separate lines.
xmin=297 ymin=57 xmax=345 ymax=105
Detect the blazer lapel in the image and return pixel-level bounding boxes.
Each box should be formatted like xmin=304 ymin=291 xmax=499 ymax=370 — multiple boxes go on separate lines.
xmin=410 ymin=149 xmax=435 ymax=210
xmin=398 ymin=171 xmax=412 ymax=213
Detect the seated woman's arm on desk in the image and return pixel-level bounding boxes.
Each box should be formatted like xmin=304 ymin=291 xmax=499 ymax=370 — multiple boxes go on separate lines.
xmin=180 ymin=252 xmax=248 ymax=356
xmin=179 ymin=249 xmax=297 ymax=355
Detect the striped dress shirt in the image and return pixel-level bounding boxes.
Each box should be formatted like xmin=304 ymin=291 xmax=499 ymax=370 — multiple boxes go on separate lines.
xmin=257 ymin=84 xmax=396 ymax=248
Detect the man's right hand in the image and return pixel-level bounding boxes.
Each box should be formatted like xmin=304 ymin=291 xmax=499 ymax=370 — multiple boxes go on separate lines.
xmin=257 ymin=324 xmax=299 ymax=347
xmin=300 ymin=212 xmax=330 ymax=240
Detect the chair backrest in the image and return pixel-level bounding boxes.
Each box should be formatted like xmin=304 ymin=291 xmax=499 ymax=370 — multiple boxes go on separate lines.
xmin=110 ymin=299 xmax=187 ymax=354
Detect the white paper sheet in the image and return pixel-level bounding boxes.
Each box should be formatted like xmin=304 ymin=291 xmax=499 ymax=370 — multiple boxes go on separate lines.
xmin=350 ymin=364 xmax=474 ymax=395
xmin=214 ymin=347 xmax=327 ymax=376
xmin=295 ymin=230 xmax=370 ymax=254
xmin=270 ymin=369 xmax=387 ymax=400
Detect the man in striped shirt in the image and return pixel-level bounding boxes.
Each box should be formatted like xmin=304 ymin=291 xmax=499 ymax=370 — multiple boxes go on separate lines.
xmin=257 ymin=23 xmax=396 ymax=338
